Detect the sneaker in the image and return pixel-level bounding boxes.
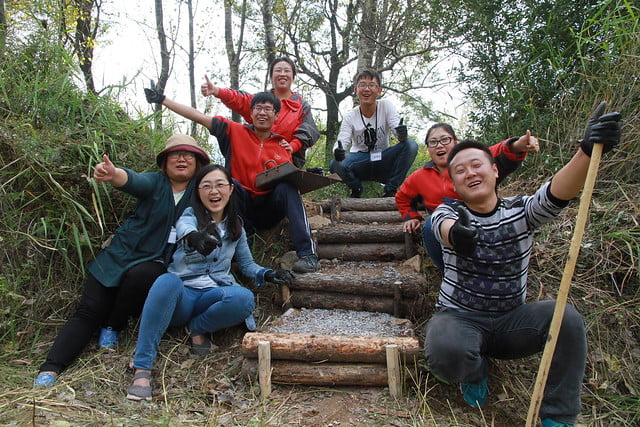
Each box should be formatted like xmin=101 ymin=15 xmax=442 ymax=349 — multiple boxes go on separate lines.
xmin=34 ymin=372 xmax=57 ymax=387
xmin=98 ymin=327 xmax=118 ymax=350
xmin=349 ymin=187 xmax=362 ymax=198
xmin=292 ymin=255 xmax=319 ymax=273
xmin=460 ymin=376 xmax=489 ymax=407
xmin=541 ymin=418 xmax=574 ymax=427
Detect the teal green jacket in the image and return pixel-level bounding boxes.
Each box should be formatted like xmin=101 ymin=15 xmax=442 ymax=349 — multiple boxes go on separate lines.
xmin=87 ymin=168 xmax=195 ymax=288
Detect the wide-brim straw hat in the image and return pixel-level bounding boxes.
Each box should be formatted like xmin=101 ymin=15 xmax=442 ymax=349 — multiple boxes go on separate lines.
xmin=156 ymin=134 xmax=210 ymax=167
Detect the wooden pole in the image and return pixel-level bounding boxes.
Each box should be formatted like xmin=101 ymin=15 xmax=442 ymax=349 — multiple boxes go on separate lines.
xmin=258 ymin=341 xmax=271 ymax=400
xmin=386 ymin=344 xmax=401 ymax=398
xmin=525 ymin=143 xmax=603 ymax=426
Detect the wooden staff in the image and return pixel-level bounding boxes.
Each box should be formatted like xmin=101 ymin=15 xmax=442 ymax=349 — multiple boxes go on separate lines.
xmin=525 ymin=142 xmax=604 ymax=426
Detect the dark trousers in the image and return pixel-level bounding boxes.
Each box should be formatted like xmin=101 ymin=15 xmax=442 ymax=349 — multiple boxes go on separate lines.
xmin=234 ymin=180 xmax=315 ymax=257
xmin=39 ymin=261 xmax=165 ymax=374
xmin=424 ymin=301 xmax=586 ymax=424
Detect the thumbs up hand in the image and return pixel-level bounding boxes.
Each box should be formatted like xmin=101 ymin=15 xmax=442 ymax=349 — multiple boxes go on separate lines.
xmin=448 ymin=205 xmax=478 ymax=256
xmin=94 ymin=154 xmax=116 ymax=183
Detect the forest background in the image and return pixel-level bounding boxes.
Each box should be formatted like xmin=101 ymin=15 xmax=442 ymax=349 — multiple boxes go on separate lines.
xmin=0 ymin=0 xmax=638 ymax=425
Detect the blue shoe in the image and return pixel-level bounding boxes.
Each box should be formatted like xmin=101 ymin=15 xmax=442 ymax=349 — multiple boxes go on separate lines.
xmin=98 ymin=327 xmax=118 ymax=350
xmin=34 ymin=372 xmax=57 ymax=387
xmin=541 ymin=418 xmax=574 ymax=427
xmin=460 ymin=376 xmax=489 ymax=407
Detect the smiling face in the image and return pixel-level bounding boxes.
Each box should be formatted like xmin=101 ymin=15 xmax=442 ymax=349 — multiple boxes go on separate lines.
xmin=164 ymin=150 xmax=198 ymax=184
xmin=251 ymin=102 xmax=278 ymax=132
xmin=197 ymin=169 xmax=234 ymax=223
xmin=426 ymin=127 xmax=457 ymax=170
xmin=449 ymin=147 xmax=499 ymax=212
xmin=355 ymin=76 xmax=382 ymax=108
xmin=270 ymin=60 xmax=294 ymax=93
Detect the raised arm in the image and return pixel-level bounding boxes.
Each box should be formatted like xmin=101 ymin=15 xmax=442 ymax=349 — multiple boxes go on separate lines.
xmin=94 ymin=154 xmax=128 ymax=187
xmin=144 ymin=80 xmax=212 ymax=128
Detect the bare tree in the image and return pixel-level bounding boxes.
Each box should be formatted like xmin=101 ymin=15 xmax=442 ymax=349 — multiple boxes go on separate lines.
xmin=223 ymin=0 xmax=247 ymax=122
xmin=153 ymin=0 xmax=171 ymax=128
xmin=261 ymin=0 xmax=277 ymax=67
xmin=186 ymin=0 xmax=197 ymax=135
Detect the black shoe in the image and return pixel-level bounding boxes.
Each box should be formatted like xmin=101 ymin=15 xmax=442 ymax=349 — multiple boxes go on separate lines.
xmin=350 ymin=187 xmax=362 ymax=198
xmin=382 ymin=189 xmax=396 ymax=198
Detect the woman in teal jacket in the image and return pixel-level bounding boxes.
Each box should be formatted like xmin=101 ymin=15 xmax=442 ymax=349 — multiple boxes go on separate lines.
xmin=34 ymin=135 xmax=210 ymax=387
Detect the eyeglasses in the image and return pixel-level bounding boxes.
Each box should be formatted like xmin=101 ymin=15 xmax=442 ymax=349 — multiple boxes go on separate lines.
xmin=426 ymin=136 xmax=454 ymax=148
xmin=252 ymin=105 xmax=275 ymax=113
xmin=357 ymin=82 xmax=379 ymax=90
xmin=167 ymin=151 xmax=196 ymax=160
xmin=198 ymin=183 xmax=231 ymax=192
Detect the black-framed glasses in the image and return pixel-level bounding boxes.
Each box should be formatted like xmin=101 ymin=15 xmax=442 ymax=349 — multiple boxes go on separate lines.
xmin=252 ymin=105 xmax=275 ymax=113
xmin=357 ymin=82 xmax=379 ymax=90
xmin=198 ymin=183 xmax=231 ymax=192
xmin=426 ymin=136 xmax=454 ymax=148
xmin=167 ymin=151 xmax=196 ymax=160
xmin=364 ymin=126 xmax=377 ymax=151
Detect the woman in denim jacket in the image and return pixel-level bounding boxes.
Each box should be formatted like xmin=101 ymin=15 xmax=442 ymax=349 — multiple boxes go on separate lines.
xmin=126 ymin=164 xmax=293 ymax=401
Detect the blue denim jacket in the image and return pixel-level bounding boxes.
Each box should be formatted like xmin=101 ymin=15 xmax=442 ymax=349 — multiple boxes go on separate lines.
xmin=169 ymin=207 xmax=269 ymax=289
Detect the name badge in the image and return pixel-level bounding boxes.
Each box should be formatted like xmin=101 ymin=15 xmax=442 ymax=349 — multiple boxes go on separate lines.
xmin=370 ymin=151 xmax=382 ymax=162
xmin=168 ymin=226 xmax=177 ymax=244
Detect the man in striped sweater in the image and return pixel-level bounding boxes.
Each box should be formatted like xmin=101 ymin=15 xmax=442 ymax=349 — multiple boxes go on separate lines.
xmin=425 ymin=108 xmax=621 ymax=427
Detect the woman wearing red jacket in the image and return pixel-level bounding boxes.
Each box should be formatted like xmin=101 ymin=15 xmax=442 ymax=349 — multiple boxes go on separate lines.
xmin=395 ymin=123 xmax=539 ymax=270
xmin=201 ymin=57 xmax=320 ymax=168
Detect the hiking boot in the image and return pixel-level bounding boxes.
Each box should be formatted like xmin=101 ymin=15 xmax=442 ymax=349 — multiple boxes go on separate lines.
xmin=460 ymin=376 xmax=489 ymax=407
xmin=292 ymin=255 xmax=319 ymax=273
xmin=541 ymin=418 xmax=574 ymax=427
xmin=98 ymin=327 xmax=118 ymax=350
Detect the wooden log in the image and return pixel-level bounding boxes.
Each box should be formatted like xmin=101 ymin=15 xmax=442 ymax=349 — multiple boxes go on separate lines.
xmin=318 ymin=198 xmax=398 ymax=212
xmin=291 ymin=272 xmax=426 ymax=297
xmin=242 ymin=359 xmax=389 ymax=386
xmin=404 ymin=232 xmax=418 ymax=259
xmin=242 ymin=333 xmax=420 ymax=363
xmin=315 ymin=224 xmax=405 ymax=244
xmin=287 ymin=290 xmax=427 ymax=316
xmin=337 ymin=211 xmax=402 ymax=224
xmin=258 ymin=341 xmax=271 ymax=399
xmin=386 ymin=344 xmax=401 ymax=398
xmin=317 ymin=242 xmax=406 ymax=261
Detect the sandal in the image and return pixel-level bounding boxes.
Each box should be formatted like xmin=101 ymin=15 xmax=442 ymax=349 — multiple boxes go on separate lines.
xmin=190 ymin=337 xmax=212 ymax=358
xmin=34 ymin=371 xmax=57 ymax=387
xmin=126 ymin=370 xmax=152 ymax=401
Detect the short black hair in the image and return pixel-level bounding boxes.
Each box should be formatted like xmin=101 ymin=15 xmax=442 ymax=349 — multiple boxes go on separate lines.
xmin=447 ymin=139 xmax=494 ymax=167
xmin=269 ymin=57 xmax=297 ymax=77
xmin=250 ymin=91 xmax=281 ymax=113
xmin=354 ymin=68 xmax=381 ymax=86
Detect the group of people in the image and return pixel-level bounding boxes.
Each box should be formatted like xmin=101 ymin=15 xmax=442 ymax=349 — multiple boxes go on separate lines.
xmin=32 ymin=54 xmax=623 ymax=427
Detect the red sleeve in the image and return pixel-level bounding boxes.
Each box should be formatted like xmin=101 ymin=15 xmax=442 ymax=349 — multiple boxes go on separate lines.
xmin=217 ymin=88 xmax=253 ymax=123
xmin=489 ymin=138 xmax=527 ymax=162
xmin=395 ymin=172 xmax=423 ymax=221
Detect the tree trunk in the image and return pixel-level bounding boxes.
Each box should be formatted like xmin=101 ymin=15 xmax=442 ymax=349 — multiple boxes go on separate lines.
xmin=224 ymin=0 xmax=245 ymax=122
xmin=290 ymin=272 xmax=426 ymax=297
xmin=242 ymin=333 xmax=420 ymax=363
xmin=73 ymin=0 xmax=98 ymax=94
xmin=0 ymin=0 xmax=6 ymax=53
xmin=261 ymin=0 xmax=276 ymax=67
xmin=187 ymin=0 xmax=197 ymax=136
xmin=242 ymin=359 xmax=389 ymax=386
xmin=154 ymin=0 xmax=170 ymax=129
xmin=356 ymin=0 xmax=377 ymax=71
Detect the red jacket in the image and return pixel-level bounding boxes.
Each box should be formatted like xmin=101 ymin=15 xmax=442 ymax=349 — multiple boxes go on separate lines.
xmin=217 ymin=88 xmax=320 ymax=167
xmin=209 ymin=116 xmax=292 ymax=197
xmin=395 ymin=138 xmax=526 ymax=220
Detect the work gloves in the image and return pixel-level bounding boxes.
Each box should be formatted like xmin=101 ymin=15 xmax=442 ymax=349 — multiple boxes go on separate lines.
xmin=186 ymin=222 xmax=221 ymax=256
xmin=395 ymin=118 xmax=408 ymax=142
xmin=144 ymin=80 xmax=166 ymax=104
xmin=580 ymin=101 xmax=622 ymax=157
xmin=265 ymin=269 xmax=294 ymax=286
xmin=448 ymin=206 xmax=478 ymax=257
xmin=334 ymin=140 xmax=346 ymax=162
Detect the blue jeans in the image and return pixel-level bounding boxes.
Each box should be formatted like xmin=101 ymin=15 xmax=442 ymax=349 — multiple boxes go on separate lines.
xmin=424 ymin=301 xmax=586 ymax=424
xmin=132 ymin=273 xmax=255 ymax=370
xmin=422 ymin=216 xmax=444 ymax=271
xmin=330 ymin=138 xmax=418 ymax=193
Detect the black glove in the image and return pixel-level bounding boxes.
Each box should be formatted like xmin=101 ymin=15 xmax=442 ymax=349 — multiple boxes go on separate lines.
xmin=448 ymin=205 xmax=478 ymax=256
xmin=580 ymin=101 xmax=622 ymax=156
xmin=334 ymin=140 xmax=346 ymax=162
xmin=395 ymin=117 xmax=408 ymax=142
xmin=144 ymin=79 xmax=166 ymax=104
xmin=186 ymin=222 xmax=221 ymax=256
xmin=264 ymin=269 xmax=294 ymax=286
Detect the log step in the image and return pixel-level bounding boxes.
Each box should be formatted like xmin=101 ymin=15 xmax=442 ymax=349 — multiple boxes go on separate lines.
xmin=314 ymin=224 xmax=405 ymax=244
xmin=317 ymin=197 xmax=398 ymax=212
xmin=333 ymin=210 xmax=402 ymax=224
xmin=317 ymin=242 xmax=406 ymax=261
